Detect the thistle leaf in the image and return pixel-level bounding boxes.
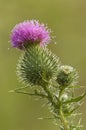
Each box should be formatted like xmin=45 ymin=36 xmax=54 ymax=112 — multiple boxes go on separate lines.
xmin=63 ymin=93 xmax=86 ymax=104
xmin=12 ymin=89 xmax=47 ymax=98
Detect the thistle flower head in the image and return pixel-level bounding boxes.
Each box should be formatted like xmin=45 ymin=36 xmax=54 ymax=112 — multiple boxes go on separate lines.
xmin=56 ymin=65 xmax=78 ymax=87
xmin=59 ymin=65 xmax=74 ymax=74
xmin=10 ymin=20 xmax=51 ymax=49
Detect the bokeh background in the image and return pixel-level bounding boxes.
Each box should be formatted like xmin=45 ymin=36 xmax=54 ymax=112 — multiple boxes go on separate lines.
xmin=0 ymin=0 xmax=86 ymax=130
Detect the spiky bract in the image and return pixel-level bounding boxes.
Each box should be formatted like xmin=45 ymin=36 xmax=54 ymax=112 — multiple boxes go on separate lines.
xmin=17 ymin=44 xmax=59 ymax=86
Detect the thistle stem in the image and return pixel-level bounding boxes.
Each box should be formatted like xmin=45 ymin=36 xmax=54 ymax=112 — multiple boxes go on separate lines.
xmin=59 ymin=106 xmax=70 ymax=130
xmin=59 ymin=88 xmax=70 ymax=130
xmin=42 ymin=85 xmax=58 ymax=113
xmin=43 ymin=85 xmax=70 ymax=130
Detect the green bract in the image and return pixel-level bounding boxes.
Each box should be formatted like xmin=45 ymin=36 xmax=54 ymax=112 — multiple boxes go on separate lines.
xmin=17 ymin=44 xmax=59 ymax=86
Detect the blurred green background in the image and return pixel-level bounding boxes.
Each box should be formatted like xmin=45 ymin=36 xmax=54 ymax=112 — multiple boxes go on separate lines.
xmin=0 ymin=0 xmax=86 ymax=130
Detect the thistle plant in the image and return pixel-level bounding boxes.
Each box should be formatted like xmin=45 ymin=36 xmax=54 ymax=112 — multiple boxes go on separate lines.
xmin=10 ymin=20 xmax=86 ymax=130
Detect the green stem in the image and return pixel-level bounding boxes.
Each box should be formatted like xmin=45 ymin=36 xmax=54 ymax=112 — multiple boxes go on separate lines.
xmin=43 ymin=85 xmax=70 ymax=130
xmin=59 ymin=106 xmax=70 ymax=130
xmin=59 ymin=88 xmax=70 ymax=130
xmin=42 ymin=85 xmax=58 ymax=109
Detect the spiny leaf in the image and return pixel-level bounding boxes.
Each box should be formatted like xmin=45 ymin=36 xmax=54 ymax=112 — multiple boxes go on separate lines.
xmin=69 ymin=106 xmax=80 ymax=113
xmin=9 ymin=86 xmax=28 ymax=92
xmin=10 ymin=88 xmax=47 ymax=98
xmin=38 ymin=117 xmax=56 ymax=120
xmin=63 ymin=93 xmax=86 ymax=104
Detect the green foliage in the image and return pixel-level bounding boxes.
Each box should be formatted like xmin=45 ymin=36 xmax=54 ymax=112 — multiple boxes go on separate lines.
xmin=14 ymin=44 xmax=85 ymax=130
xmin=9 ymin=12 xmax=85 ymax=130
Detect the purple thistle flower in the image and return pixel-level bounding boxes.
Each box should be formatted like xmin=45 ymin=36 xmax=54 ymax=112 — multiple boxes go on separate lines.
xmin=10 ymin=20 xmax=51 ymax=49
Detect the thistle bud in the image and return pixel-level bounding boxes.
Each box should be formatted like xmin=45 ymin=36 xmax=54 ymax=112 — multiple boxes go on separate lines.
xmin=56 ymin=65 xmax=78 ymax=87
xmin=17 ymin=45 xmax=59 ymax=86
